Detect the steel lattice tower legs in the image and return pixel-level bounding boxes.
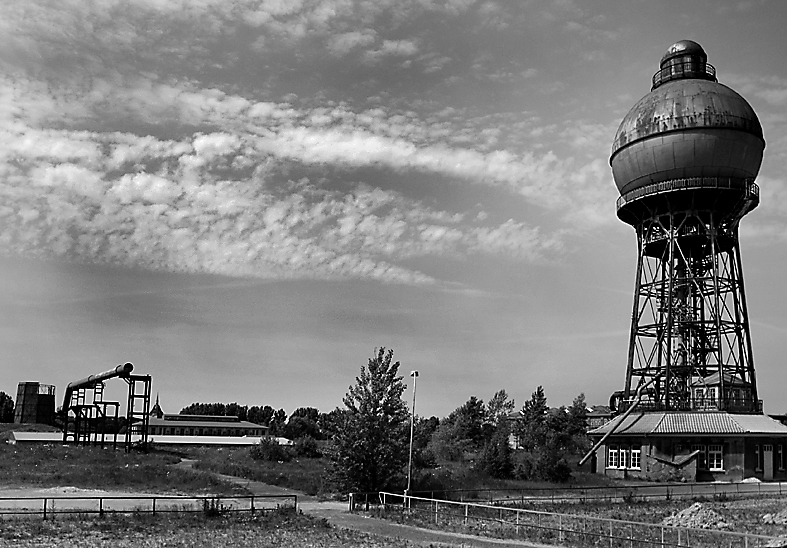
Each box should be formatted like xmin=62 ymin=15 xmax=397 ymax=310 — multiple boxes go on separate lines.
xmin=622 ymin=207 xmax=759 ymax=413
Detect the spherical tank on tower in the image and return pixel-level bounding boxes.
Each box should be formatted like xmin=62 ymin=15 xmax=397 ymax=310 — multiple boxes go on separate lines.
xmin=609 ymin=41 xmax=766 ymax=414
xmin=611 ymin=40 xmax=764 ymax=226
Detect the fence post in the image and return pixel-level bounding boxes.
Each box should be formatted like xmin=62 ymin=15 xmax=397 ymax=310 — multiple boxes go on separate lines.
xmin=251 ymin=496 xmax=255 ymax=515
xmin=559 ymin=514 xmax=563 ymax=544
xmin=43 ymin=498 xmax=47 ymax=521
xmin=435 ymin=500 xmax=439 ymax=525
xmin=152 ymin=498 xmax=156 ymax=516
xmin=609 ymin=520 xmax=613 ymax=548
xmin=516 ymin=511 xmax=520 ymax=535
xmin=464 ymin=504 xmax=468 ymax=526
xmin=99 ymin=498 xmax=104 ymax=517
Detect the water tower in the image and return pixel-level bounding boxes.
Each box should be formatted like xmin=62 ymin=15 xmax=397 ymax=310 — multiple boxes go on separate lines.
xmin=611 ymin=40 xmax=764 ymax=414
xmin=583 ymin=40 xmax=787 ymax=483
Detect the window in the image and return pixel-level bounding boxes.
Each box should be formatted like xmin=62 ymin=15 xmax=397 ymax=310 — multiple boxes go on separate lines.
xmin=630 ymin=448 xmax=641 ymax=470
xmin=607 ymin=445 xmax=619 ymax=468
xmin=779 ymin=445 xmax=784 ymax=470
xmin=708 ymin=445 xmax=723 ymax=471
xmin=755 ymin=445 xmax=762 ymax=471
xmin=620 ymin=446 xmax=629 ymax=469
xmin=692 ymin=445 xmax=707 ymax=469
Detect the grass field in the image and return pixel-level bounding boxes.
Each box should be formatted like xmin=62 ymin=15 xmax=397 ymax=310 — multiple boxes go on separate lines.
xmin=185 ymin=446 xmax=335 ymax=496
xmin=0 ymin=441 xmax=246 ymax=496
xmin=0 ymin=507 xmax=418 ymax=548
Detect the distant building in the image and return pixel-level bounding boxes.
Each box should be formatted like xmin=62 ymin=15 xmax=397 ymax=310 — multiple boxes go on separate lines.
xmin=586 ymin=406 xmax=612 ymax=430
xmin=148 ymin=414 xmax=268 ymax=437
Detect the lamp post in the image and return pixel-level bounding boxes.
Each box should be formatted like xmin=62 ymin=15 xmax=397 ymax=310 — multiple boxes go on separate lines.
xmin=405 ymin=370 xmax=419 ymax=498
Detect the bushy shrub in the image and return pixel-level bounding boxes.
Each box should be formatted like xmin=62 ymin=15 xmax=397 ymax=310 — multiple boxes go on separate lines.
xmin=294 ymin=436 xmax=322 ymax=458
xmin=250 ymin=437 xmax=292 ymax=462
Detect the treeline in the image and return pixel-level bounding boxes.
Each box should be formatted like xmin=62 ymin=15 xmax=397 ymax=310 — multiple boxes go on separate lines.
xmin=179 ymin=402 xmax=339 ymax=440
xmin=412 ymin=386 xmax=589 ymax=485
xmin=180 ymin=348 xmax=590 ymax=493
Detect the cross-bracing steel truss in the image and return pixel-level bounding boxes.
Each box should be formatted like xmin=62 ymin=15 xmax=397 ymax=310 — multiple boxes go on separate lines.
xmin=623 ymin=208 xmax=758 ymax=413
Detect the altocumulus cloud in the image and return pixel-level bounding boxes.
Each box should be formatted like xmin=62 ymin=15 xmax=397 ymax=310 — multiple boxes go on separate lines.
xmin=0 ymin=124 xmax=563 ymax=284
xmin=0 ymin=0 xmax=618 ymax=285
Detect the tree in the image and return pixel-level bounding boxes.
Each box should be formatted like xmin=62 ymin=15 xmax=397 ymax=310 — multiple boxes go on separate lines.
xmin=512 ymin=386 xmax=574 ymax=483
xmin=331 ymin=347 xmax=409 ymax=493
xmin=486 ymin=389 xmax=515 ymax=428
xmin=284 ymin=407 xmax=322 ymax=439
xmin=516 ymin=386 xmax=549 ymax=451
xmin=226 ymin=402 xmax=248 ymax=421
xmin=478 ymin=423 xmax=513 ymax=479
xmin=318 ymin=408 xmax=345 ymax=439
xmin=0 ymin=392 xmax=14 ymax=423
xmin=449 ymin=396 xmax=487 ymax=448
xmin=269 ymin=408 xmax=287 ymax=436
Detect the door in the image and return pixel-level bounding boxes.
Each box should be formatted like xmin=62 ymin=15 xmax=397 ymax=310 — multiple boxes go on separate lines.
xmin=764 ymin=445 xmax=774 ymax=480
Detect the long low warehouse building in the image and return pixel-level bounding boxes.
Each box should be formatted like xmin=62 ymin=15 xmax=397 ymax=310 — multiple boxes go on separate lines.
xmin=6 ymin=431 xmax=293 ymax=446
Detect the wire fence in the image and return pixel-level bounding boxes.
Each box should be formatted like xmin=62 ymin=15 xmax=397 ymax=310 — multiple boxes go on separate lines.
xmin=405 ymin=481 xmax=787 ymax=505
xmin=368 ymin=492 xmax=779 ymax=548
xmin=0 ymin=494 xmax=297 ymax=520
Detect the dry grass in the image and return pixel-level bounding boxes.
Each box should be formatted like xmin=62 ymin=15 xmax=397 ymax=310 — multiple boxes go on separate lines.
xmin=186 ymin=446 xmax=335 ymax=496
xmin=0 ymin=508 xmax=418 ymax=548
xmin=0 ymin=443 xmax=245 ymax=495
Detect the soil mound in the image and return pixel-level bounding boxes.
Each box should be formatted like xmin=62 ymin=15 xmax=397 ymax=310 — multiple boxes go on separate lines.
xmin=661 ymin=502 xmax=730 ymax=530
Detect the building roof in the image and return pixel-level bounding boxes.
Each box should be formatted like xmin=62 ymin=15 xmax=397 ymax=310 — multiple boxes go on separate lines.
xmin=148 ymin=416 xmax=267 ymax=430
xmin=690 ymin=372 xmax=751 ymax=388
xmin=589 ymin=412 xmax=787 ymax=437
xmin=7 ymin=431 xmax=291 ymax=446
xmin=587 ymin=405 xmax=612 ymax=417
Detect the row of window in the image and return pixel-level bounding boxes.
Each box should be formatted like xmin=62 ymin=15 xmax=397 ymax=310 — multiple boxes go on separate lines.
xmin=606 ymin=445 xmax=641 ymax=470
xmin=608 ymin=443 xmax=787 ymax=473
xmin=607 ymin=444 xmax=724 ymax=471
xmin=150 ymin=427 xmax=265 ymax=436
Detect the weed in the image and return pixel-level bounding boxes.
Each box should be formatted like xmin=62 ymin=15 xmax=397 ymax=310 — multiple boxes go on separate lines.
xmin=201 ymin=497 xmax=230 ymax=518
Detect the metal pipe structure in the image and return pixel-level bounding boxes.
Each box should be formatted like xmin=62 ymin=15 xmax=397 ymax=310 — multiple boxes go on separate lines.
xmin=578 ymin=374 xmax=660 ymax=467
xmin=62 ymin=363 xmax=134 ymax=412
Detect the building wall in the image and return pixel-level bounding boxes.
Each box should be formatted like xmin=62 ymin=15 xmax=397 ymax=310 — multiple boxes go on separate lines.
xmin=743 ymin=438 xmax=787 ymax=481
xmin=597 ymin=437 xmax=769 ymax=482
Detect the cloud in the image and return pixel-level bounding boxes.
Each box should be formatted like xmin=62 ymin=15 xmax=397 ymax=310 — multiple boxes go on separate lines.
xmin=0 ymin=122 xmax=568 ymax=285
xmin=327 ymin=30 xmax=377 ymax=56
xmin=0 ymin=0 xmax=625 ymax=287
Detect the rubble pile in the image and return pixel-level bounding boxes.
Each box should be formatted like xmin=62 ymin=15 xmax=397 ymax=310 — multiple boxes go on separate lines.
xmin=762 ymin=510 xmax=787 ymax=525
xmin=765 ymin=536 xmax=787 ymax=548
xmin=661 ymin=502 xmax=730 ymax=530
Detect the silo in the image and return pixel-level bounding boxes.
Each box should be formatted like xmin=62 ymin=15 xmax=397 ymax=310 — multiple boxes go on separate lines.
xmin=14 ymin=382 xmax=57 ymax=425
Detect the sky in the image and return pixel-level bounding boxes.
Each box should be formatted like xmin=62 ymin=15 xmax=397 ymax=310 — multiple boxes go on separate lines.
xmin=2 ymin=0 xmax=787 ymax=420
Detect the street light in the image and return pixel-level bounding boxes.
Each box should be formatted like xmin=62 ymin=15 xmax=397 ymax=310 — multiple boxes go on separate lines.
xmin=405 ymin=370 xmax=419 ymax=498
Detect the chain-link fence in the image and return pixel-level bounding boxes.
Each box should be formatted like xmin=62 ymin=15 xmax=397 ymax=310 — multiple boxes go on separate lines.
xmin=365 ymin=492 xmax=779 ymax=548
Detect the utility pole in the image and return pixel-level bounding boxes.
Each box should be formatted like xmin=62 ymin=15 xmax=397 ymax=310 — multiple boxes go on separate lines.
xmin=405 ymin=370 xmax=419 ymax=498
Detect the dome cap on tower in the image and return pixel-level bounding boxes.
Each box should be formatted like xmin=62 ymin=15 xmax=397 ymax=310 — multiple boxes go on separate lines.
xmin=660 ymin=40 xmax=707 ymax=67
